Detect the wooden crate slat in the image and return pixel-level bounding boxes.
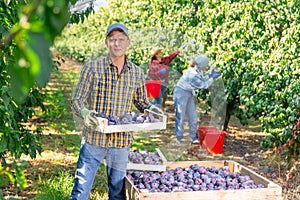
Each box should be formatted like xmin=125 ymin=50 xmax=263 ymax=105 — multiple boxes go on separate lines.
xmin=155 ymin=148 xmax=168 ymax=164
xmin=234 ymin=161 xmax=279 ymax=188
xmin=127 ymin=163 xmax=166 ymax=171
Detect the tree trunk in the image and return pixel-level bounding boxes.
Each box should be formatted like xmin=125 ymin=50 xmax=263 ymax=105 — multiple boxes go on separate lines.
xmin=223 ymin=102 xmax=234 ymax=131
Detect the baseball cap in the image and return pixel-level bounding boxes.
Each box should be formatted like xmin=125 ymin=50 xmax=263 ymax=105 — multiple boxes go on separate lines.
xmin=106 ymin=23 xmax=129 ymax=38
xmin=195 ymin=55 xmax=209 ymax=69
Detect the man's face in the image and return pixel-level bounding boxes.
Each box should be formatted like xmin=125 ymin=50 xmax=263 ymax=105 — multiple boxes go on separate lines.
xmin=106 ymin=31 xmax=130 ymax=59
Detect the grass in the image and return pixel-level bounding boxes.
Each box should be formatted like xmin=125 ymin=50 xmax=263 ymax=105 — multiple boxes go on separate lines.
xmin=130 ymin=135 xmax=159 ymax=152
xmin=32 ymin=171 xmax=73 ymax=200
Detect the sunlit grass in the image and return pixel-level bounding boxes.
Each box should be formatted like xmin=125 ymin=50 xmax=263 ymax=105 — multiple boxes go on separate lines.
xmin=32 ymin=171 xmax=73 ymax=200
xmin=131 ymin=135 xmax=159 ymax=152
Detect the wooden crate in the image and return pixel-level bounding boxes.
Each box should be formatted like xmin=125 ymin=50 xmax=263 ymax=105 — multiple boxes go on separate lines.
xmin=127 ymin=148 xmax=168 ymax=171
xmin=125 ymin=160 xmax=282 ymax=200
xmin=96 ymin=109 xmax=167 ymax=133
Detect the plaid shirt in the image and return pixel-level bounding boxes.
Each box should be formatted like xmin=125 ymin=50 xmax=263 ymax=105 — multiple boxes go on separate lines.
xmin=148 ymin=50 xmax=179 ymax=85
xmin=72 ymin=54 xmax=150 ymax=148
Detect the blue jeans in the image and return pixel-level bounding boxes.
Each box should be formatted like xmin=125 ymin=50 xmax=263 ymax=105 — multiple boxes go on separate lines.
xmin=70 ymin=142 xmax=129 ymax=200
xmin=153 ymin=85 xmax=165 ymax=108
xmin=173 ymin=87 xmax=198 ymax=141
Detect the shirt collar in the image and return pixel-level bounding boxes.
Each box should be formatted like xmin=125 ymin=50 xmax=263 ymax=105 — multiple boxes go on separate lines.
xmin=106 ymin=53 xmax=131 ymax=69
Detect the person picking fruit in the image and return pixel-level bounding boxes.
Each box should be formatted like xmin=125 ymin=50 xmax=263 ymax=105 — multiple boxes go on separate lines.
xmin=148 ymin=46 xmax=181 ymax=109
xmin=173 ymin=54 xmax=222 ymax=145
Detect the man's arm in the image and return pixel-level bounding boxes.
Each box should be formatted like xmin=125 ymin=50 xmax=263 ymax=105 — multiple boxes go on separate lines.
xmin=71 ymin=63 xmax=93 ymax=116
xmin=133 ymin=69 xmax=151 ymax=113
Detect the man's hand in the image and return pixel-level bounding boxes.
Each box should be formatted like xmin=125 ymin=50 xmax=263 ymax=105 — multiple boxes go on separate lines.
xmin=145 ymin=105 xmax=164 ymax=119
xmin=81 ymin=108 xmax=99 ymax=127
xmin=149 ymin=105 xmax=164 ymax=115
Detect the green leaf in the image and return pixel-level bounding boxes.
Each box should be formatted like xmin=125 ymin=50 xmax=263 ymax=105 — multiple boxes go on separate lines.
xmin=44 ymin=0 xmax=71 ymax=40
xmin=0 ymin=136 xmax=8 ymax=153
xmin=27 ymin=31 xmax=53 ymax=88
xmin=8 ymin=54 xmax=33 ymax=103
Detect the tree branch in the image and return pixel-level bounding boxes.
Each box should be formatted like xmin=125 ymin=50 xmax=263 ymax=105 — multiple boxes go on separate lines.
xmin=0 ymin=0 xmax=42 ymax=48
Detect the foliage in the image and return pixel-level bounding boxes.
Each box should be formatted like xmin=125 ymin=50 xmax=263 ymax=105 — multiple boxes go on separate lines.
xmin=0 ymin=0 xmax=95 ymax=196
xmin=1 ymin=0 xmax=68 ymax=103
xmin=55 ymin=0 xmax=300 ymax=162
xmin=54 ymin=6 xmax=112 ymax=62
xmin=0 ymin=86 xmax=44 ymax=193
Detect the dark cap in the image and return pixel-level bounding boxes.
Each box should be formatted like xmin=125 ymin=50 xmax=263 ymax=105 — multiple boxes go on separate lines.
xmin=106 ymin=23 xmax=129 ymax=38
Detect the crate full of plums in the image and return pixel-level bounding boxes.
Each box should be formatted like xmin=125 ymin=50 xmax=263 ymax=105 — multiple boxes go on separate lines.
xmin=96 ymin=109 xmax=167 ymax=133
xmin=127 ymin=148 xmax=168 ymax=172
xmin=125 ymin=160 xmax=282 ymax=200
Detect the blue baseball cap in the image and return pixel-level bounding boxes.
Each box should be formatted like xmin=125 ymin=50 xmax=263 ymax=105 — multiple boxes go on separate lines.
xmin=106 ymin=23 xmax=129 ymax=38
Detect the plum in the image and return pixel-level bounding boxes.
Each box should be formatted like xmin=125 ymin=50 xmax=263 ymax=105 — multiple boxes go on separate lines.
xmin=192 ymin=184 xmax=201 ymax=191
xmin=194 ymin=178 xmax=203 ymax=185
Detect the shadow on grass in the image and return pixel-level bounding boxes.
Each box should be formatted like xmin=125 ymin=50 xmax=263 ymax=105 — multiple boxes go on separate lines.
xmin=39 ymin=132 xmax=81 ymax=154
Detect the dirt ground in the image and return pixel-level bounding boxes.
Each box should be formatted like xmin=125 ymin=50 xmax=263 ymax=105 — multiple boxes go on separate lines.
xmin=3 ymin=54 xmax=299 ymax=199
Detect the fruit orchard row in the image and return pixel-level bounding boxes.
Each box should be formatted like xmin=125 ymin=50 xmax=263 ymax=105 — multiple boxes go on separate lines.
xmin=55 ymin=0 xmax=300 ymax=160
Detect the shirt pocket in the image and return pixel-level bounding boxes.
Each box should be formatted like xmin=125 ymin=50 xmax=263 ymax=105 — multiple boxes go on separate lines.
xmin=93 ymin=73 xmax=108 ymax=100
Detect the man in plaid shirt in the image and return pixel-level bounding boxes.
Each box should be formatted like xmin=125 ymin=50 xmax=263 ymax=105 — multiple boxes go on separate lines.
xmin=70 ymin=23 xmax=159 ymax=200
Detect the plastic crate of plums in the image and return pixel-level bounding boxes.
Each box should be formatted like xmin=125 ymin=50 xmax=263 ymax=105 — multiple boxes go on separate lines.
xmin=95 ymin=109 xmax=167 ymax=133
xmin=127 ymin=148 xmax=168 ymax=171
xmin=125 ymin=160 xmax=282 ymax=200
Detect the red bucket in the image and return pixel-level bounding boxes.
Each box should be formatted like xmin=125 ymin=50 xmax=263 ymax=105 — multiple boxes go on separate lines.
xmin=198 ymin=126 xmax=226 ymax=154
xmin=145 ymin=80 xmax=161 ymax=98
